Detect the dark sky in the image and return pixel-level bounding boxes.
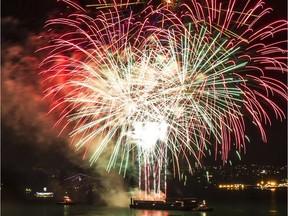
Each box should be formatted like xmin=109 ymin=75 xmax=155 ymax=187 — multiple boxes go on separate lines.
xmin=1 ymin=0 xmax=287 ymax=194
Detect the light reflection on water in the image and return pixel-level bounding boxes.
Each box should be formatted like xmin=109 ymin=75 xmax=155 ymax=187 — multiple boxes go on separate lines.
xmin=2 ymin=204 xmax=286 ymax=216
xmin=63 ymin=205 xmax=70 ymax=216
xmin=60 ymin=207 xmax=209 ymax=216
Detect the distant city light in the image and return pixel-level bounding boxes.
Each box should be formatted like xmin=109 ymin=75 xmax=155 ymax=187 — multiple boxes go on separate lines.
xmin=25 ymin=188 xmax=32 ymax=194
xmin=261 ymin=170 xmax=267 ymax=174
xmin=256 ymin=180 xmax=287 ymax=190
xmin=218 ymin=184 xmax=245 ymax=190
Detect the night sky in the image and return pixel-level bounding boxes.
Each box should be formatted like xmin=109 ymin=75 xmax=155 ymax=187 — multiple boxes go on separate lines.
xmin=1 ymin=0 xmax=287 ymax=200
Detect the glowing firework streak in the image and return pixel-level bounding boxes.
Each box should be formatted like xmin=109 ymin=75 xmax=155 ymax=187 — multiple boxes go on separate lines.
xmin=40 ymin=0 xmax=287 ymax=198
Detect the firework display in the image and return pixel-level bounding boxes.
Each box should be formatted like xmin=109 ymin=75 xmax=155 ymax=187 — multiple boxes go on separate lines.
xmin=40 ymin=0 xmax=287 ymax=198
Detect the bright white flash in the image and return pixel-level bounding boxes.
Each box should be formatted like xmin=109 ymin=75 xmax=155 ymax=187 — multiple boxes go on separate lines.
xmin=132 ymin=121 xmax=168 ymax=152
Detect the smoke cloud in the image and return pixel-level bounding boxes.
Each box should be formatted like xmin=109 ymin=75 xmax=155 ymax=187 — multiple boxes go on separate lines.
xmin=2 ymin=16 xmax=135 ymax=206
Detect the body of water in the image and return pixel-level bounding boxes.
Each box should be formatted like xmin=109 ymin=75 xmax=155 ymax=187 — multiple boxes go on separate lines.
xmin=2 ymin=189 xmax=287 ymax=216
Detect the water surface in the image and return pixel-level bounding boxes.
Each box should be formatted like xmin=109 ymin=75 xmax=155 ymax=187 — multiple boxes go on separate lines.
xmin=2 ymin=189 xmax=286 ymax=216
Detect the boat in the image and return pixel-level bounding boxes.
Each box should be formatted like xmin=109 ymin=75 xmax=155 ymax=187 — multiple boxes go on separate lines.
xmin=130 ymin=197 xmax=213 ymax=211
xmin=57 ymin=196 xmax=76 ymax=205
xmin=193 ymin=200 xmax=213 ymax=211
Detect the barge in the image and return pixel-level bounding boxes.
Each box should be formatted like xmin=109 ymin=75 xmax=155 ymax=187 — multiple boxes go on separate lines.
xmin=130 ymin=197 xmax=213 ymax=211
